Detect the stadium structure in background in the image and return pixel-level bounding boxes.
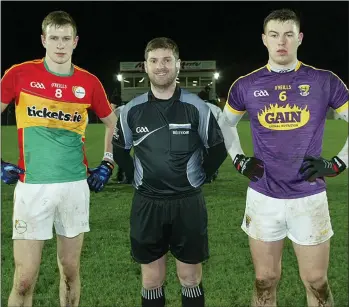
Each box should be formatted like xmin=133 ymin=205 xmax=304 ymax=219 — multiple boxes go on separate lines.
xmin=116 ymin=60 xmax=220 ymax=102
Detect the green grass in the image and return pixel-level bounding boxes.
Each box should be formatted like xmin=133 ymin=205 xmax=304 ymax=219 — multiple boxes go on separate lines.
xmin=1 ymin=120 xmax=348 ymax=307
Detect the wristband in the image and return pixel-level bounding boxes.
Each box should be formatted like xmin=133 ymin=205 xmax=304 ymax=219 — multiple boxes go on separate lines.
xmin=103 ymin=152 xmax=113 ymax=161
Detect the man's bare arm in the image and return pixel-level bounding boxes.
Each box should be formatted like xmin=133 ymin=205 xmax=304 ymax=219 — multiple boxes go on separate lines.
xmin=100 ymin=112 xmax=118 ymax=163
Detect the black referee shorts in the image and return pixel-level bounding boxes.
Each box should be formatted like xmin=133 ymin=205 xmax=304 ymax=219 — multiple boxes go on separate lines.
xmin=130 ymin=191 xmax=209 ymax=264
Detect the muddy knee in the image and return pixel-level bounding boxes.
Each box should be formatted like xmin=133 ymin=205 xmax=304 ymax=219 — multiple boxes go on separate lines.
xmin=15 ymin=274 xmax=36 ymax=296
xmin=255 ymin=278 xmax=277 ymax=293
xmin=309 ymin=281 xmax=331 ymax=303
xmin=255 ymin=270 xmax=280 ymax=287
xmin=254 ymin=273 xmax=280 ymax=303
xmin=301 ymin=273 xmax=330 ymax=301
xmin=301 ymin=271 xmax=327 ymax=287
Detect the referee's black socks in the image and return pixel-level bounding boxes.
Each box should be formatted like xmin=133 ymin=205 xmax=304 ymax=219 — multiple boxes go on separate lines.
xmin=141 ymin=283 xmax=204 ymax=306
xmin=181 ymin=283 xmax=205 ymax=307
xmin=141 ymin=286 xmax=165 ymax=307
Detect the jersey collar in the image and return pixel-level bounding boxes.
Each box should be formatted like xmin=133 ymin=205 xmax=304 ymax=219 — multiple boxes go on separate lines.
xmin=148 ymin=85 xmax=181 ymax=102
xmin=43 ymin=57 xmax=74 ymax=77
xmin=266 ymin=60 xmax=302 ymax=73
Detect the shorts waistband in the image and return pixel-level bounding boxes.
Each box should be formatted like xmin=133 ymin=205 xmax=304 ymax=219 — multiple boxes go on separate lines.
xmin=135 ymin=188 xmax=202 ymax=200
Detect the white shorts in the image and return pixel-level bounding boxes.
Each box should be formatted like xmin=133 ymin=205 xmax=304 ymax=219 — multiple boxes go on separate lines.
xmin=241 ymin=187 xmax=333 ymax=245
xmin=13 ymin=180 xmax=90 ymax=240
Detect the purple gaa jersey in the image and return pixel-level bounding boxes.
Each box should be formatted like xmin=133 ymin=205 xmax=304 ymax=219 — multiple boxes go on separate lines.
xmin=227 ymin=61 xmax=348 ymax=199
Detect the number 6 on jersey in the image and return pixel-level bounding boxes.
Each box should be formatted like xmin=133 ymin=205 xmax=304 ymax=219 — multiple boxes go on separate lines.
xmin=279 ymin=91 xmax=287 ymax=102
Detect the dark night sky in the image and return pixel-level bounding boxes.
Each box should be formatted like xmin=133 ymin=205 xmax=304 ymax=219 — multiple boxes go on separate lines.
xmin=1 ymin=1 xmax=348 ymax=96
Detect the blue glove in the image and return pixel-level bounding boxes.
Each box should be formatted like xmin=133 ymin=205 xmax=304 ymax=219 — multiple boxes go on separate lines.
xmin=87 ymin=160 xmax=114 ymax=192
xmin=1 ymin=159 xmax=25 ymax=184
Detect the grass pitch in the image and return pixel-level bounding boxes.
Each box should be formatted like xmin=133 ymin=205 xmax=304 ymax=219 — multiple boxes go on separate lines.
xmin=1 ymin=120 xmax=348 ymax=306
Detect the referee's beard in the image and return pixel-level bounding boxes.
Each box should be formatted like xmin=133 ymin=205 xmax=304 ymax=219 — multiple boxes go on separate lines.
xmin=148 ymin=68 xmax=179 ymax=91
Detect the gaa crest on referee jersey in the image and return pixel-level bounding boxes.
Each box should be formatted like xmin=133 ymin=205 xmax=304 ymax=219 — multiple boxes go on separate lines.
xmin=298 ymin=84 xmax=310 ymax=97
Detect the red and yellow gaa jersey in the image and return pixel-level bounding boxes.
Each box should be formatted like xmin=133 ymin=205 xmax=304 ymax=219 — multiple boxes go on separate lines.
xmin=1 ymin=58 xmax=113 ymax=184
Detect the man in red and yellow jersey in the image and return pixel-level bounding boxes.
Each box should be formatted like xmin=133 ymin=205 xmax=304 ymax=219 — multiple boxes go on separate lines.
xmin=1 ymin=11 xmax=116 ymax=307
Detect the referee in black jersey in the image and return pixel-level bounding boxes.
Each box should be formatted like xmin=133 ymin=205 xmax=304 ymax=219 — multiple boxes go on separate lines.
xmin=112 ymin=37 xmax=227 ymax=307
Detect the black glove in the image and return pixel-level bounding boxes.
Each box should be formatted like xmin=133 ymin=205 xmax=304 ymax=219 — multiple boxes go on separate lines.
xmin=299 ymin=156 xmax=346 ymax=182
xmin=205 ymin=170 xmax=218 ymax=184
xmin=116 ymin=167 xmax=132 ymax=184
xmin=233 ymin=154 xmax=264 ymax=182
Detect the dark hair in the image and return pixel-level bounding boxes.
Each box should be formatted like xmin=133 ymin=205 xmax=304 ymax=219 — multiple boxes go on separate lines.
xmin=263 ymin=9 xmax=300 ymax=33
xmin=198 ymin=90 xmax=209 ymax=101
xmin=42 ymin=11 xmax=77 ymax=37
xmin=144 ymin=37 xmax=179 ymax=60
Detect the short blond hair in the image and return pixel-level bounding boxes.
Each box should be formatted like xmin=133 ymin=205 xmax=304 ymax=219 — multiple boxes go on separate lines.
xmin=42 ymin=11 xmax=77 ymax=37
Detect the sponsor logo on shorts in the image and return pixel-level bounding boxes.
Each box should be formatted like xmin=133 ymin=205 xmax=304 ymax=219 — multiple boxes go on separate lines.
xmin=245 ymin=215 xmax=251 ymax=228
xmin=15 ymin=219 xmax=27 ymax=234
xmin=27 ymin=106 xmax=82 ymax=122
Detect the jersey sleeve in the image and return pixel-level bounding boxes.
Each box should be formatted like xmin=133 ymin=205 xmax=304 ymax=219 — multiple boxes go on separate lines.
xmin=1 ymin=65 xmax=17 ymax=104
xmin=329 ymin=72 xmax=349 ymax=113
xmin=198 ymin=102 xmax=224 ymax=149
xmin=226 ymin=78 xmax=246 ymax=115
xmin=112 ymin=105 xmax=133 ymax=150
xmin=90 ymin=77 xmax=113 ymax=118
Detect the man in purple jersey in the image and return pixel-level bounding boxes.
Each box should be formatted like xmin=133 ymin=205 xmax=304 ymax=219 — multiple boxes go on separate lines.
xmin=220 ymin=8 xmax=348 ymax=307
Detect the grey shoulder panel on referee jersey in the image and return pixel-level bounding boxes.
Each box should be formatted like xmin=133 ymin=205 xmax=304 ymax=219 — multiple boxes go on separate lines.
xmin=113 ymin=105 xmax=125 ymax=117
xmin=187 ymin=148 xmax=206 ymax=187
xmin=180 ymin=90 xmax=212 ymax=148
xmin=114 ymin=93 xmax=148 ymax=149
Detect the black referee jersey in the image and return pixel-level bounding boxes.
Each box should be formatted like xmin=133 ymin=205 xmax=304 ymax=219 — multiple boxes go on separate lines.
xmin=112 ymin=86 xmax=227 ymax=197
